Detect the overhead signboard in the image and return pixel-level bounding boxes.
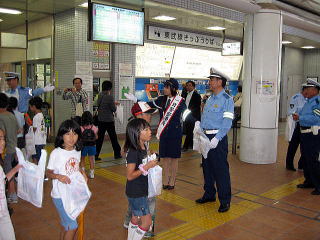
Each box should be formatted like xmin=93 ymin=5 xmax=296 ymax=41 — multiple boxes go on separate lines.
xmin=91 ymin=3 xmax=144 ymax=45
xmin=148 ymin=26 xmax=223 ymax=49
xmin=136 ymin=43 xmax=243 ymax=80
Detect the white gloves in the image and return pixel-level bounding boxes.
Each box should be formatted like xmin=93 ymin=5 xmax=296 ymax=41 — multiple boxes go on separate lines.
xmin=124 ymin=93 xmax=137 ymax=103
xmin=209 ymin=137 xmax=219 ymax=149
xmin=43 ymin=83 xmax=55 ymax=92
xmin=193 ymin=121 xmax=202 ymax=135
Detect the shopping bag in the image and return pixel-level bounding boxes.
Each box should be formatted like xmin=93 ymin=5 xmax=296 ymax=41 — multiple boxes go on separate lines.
xmin=25 ymin=126 xmax=36 ymax=159
xmin=148 ymin=165 xmax=162 ymax=198
xmin=285 ymin=115 xmax=295 ymax=142
xmin=115 ymin=104 xmax=124 ymax=125
xmin=16 ymin=147 xmax=47 ymax=208
xmin=58 ymin=171 xmax=91 ymax=220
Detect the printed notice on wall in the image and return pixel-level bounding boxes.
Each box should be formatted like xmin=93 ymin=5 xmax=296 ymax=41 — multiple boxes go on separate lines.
xmin=256 ymin=81 xmax=275 ymax=95
xmin=119 ymin=63 xmax=134 ymax=100
xmin=76 ymin=61 xmax=92 ymax=75
xmin=92 ymin=42 xmax=110 ymax=70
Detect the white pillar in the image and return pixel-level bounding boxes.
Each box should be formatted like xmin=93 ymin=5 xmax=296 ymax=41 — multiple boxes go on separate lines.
xmin=240 ymin=9 xmax=282 ymax=164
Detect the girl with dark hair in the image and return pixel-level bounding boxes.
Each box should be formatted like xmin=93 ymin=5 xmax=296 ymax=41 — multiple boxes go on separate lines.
xmin=46 ymin=120 xmax=87 ymax=240
xmin=80 ymin=111 xmax=98 ymax=179
xmin=124 ymin=118 xmax=157 ymax=240
xmin=95 ymin=80 xmax=121 ymax=160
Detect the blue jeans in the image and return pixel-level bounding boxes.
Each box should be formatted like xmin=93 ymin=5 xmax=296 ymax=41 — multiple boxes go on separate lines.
xmin=127 ymin=196 xmax=150 ymax=217
xmin=32 ymin=144 xmax=45 ymax=161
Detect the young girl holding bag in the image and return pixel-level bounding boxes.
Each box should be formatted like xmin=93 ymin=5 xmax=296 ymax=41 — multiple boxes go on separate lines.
xmin=46 ymin=120 xmax=87 ymax=240
xmin=124 ymin=118 xmax=157 ymax=240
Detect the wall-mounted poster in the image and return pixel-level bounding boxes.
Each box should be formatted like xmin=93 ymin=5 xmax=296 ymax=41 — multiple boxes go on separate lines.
xmin=119 ymin=63 xmax=134 ymax=100
xmin=135 ymin=78 xmax=210 ymax=102
xmin=92 ymin=42 xmax=110 ymax=70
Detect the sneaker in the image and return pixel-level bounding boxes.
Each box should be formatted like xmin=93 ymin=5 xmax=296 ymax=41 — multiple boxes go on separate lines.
xmin=89 ymin=170 xmax=94 ymax=179
xmin=8 ymin=193 xmax=18 ymax=204
xmin=144 ymin=232 xmax=155 ymax=238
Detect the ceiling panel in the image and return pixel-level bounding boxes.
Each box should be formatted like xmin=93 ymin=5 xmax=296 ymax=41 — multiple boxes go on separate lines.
xmin=279 ymin=0 xmax=320 ymax=16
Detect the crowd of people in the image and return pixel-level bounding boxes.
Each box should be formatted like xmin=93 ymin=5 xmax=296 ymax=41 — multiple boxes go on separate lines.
xmin=0 ymin=67 xmax=319 ymax=240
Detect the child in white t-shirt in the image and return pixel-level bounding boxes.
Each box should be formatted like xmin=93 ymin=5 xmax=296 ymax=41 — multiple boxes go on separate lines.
xmin=46 ymin=120 xmax=87 ymax=239
xmin=0 ymin=128 xmax=22 ymax=240
xmin=29 ymin=97 xmax=47 ymax=164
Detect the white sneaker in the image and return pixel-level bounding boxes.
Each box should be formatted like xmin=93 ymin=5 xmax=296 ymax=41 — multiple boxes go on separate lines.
xmin=89 ymin=170 xmax=94 ymax=179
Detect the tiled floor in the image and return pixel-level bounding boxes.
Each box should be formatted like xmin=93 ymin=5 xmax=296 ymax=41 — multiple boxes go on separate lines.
xmin=10 ymin=127 xmax=320 ymax=240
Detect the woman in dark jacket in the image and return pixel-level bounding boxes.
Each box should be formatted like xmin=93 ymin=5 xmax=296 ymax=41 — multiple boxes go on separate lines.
xmin=95 ymin=81 xmax=121 ymax=160
xmin=147 ymin=78 xmax=186 ymax=190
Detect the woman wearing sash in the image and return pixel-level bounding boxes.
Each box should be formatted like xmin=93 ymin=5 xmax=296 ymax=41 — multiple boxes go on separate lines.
xmin=147 ymin=79 xmax=187 ymax=190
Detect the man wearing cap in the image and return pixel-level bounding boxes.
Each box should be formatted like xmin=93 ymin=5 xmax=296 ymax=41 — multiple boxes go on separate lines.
xmin=195 ymin=67 xmax=234 ymax=213
xmin=4 ymin=72 xmax=54 ymax=113
xmin=285 ymin=85 xmax=308 ymax=171
xmin=294 ymin=79 xmax=320 ymax=195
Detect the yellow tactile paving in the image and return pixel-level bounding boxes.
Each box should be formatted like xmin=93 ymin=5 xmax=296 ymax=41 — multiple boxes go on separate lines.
xmin=158 ymin=191 xmax=196 ymax=208
xmin=260 ymin=177 xmax=304 ymax=200
xmin=234 ymin=192 xmax=259 ymax=201
xmin=154 ymin=231 xmax=186 ymax=240
xmin=94 ymin=168 xmax=126 ymax=185
xmin=91 ymin=146 xmax=306 ymax=239
xmin=170 ymin=223 xmax=206 ymax=239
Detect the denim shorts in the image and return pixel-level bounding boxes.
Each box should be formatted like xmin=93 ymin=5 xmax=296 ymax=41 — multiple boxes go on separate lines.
xmin=81 ymin=146 xmax=96 ymax=157
xmin=127 ymin=196 xmax=150 ymax=217
xmin=52 ymin=198 xmax=78 ymax=231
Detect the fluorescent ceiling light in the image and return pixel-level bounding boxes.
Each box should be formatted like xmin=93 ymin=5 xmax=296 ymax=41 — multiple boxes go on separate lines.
xmin=79 ymin=2 xmax=88 ymax=8
xmin=207 ymin=26 xmax=226 ymax=31
xmin=0 ymin=7 xmax=22 ymax=14
xmin=0 ymin=19 xmax=3 ymax=22
xmin=152 ymin=15 xmax=176 ymax=21
xmin=301 ymin=46 xmax=315 ymax=49
xmin=282 ymin=41 xmax=292 ymax=44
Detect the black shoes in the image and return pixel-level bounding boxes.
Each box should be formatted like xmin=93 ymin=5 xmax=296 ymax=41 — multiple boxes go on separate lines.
xmin=311 ymin=189 xmax=320 ymax=195
xmin=114 ymin=155 xmax=122 ymax=159
xmin=95 ymin=156 xmax=101 ymax=161
xmin=286 ymin=166 xmax=296 ymax=171
xmin=218 ymin=203 xmax=230 ymax=213
xmin=195 ymin=197 xmax=216 ymax=204
xmin=163 ymin=185 xmax=174 ymax=190
xmin=297 ymin=183 xmax=314 ymax=189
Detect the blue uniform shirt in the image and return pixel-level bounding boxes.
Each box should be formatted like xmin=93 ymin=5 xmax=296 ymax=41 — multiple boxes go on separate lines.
xmin=287 ymin=93 xmax=306 ymax=116
xmin=6 ymin=86 xmax=44 ymax=113
xmin=299 ymin=95 xmax=320 ymax=127
xmin=201 ymin=90 xmax=234 ymax=140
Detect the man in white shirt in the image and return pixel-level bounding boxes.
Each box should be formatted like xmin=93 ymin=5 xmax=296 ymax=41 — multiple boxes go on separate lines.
xmin=182 ymin=81 xmax=202 ymax=151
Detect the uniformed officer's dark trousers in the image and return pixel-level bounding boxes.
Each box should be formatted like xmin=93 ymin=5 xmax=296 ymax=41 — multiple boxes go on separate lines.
xmin=285 ymin=123 xmax=304 ymax=169
xmin=300 ymin=132 xmax=320 ymax=189
xmin=202 ymin=134 xmax=231 ymax=205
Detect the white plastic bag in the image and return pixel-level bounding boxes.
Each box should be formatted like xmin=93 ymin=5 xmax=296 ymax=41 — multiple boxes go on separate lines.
xmin=285 ymin=115 xmax=296 ymax=142
xmin=58 ymin=171 xmax=91 ymax=220
xmin=16 ymin=147 xmax=47 ymax=208
xmin=193 ymin=129 xmax=211 ymax=159
xmin=25 ymin=126 xmax=36 ymax=159
xmin=115 ymin=104 xmax=124 ymax=125
xmin=148 ymin=165 xmax=162 ymax=198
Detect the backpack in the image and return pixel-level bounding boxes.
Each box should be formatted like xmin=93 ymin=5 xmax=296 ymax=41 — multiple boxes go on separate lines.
xmin=82 ymin=126 xmax=96 ymax=146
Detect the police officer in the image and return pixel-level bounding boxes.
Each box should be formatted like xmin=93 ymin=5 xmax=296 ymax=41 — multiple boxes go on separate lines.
xmin=195 ymin=67 xmax=234 ymax=213
xmin=285 ymin=85 xmax=308 ymax=171
xmin=294 ymin=79 xmax=320 ymax=195
xmin=4 ymin=72 xmax=54 ymax=113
